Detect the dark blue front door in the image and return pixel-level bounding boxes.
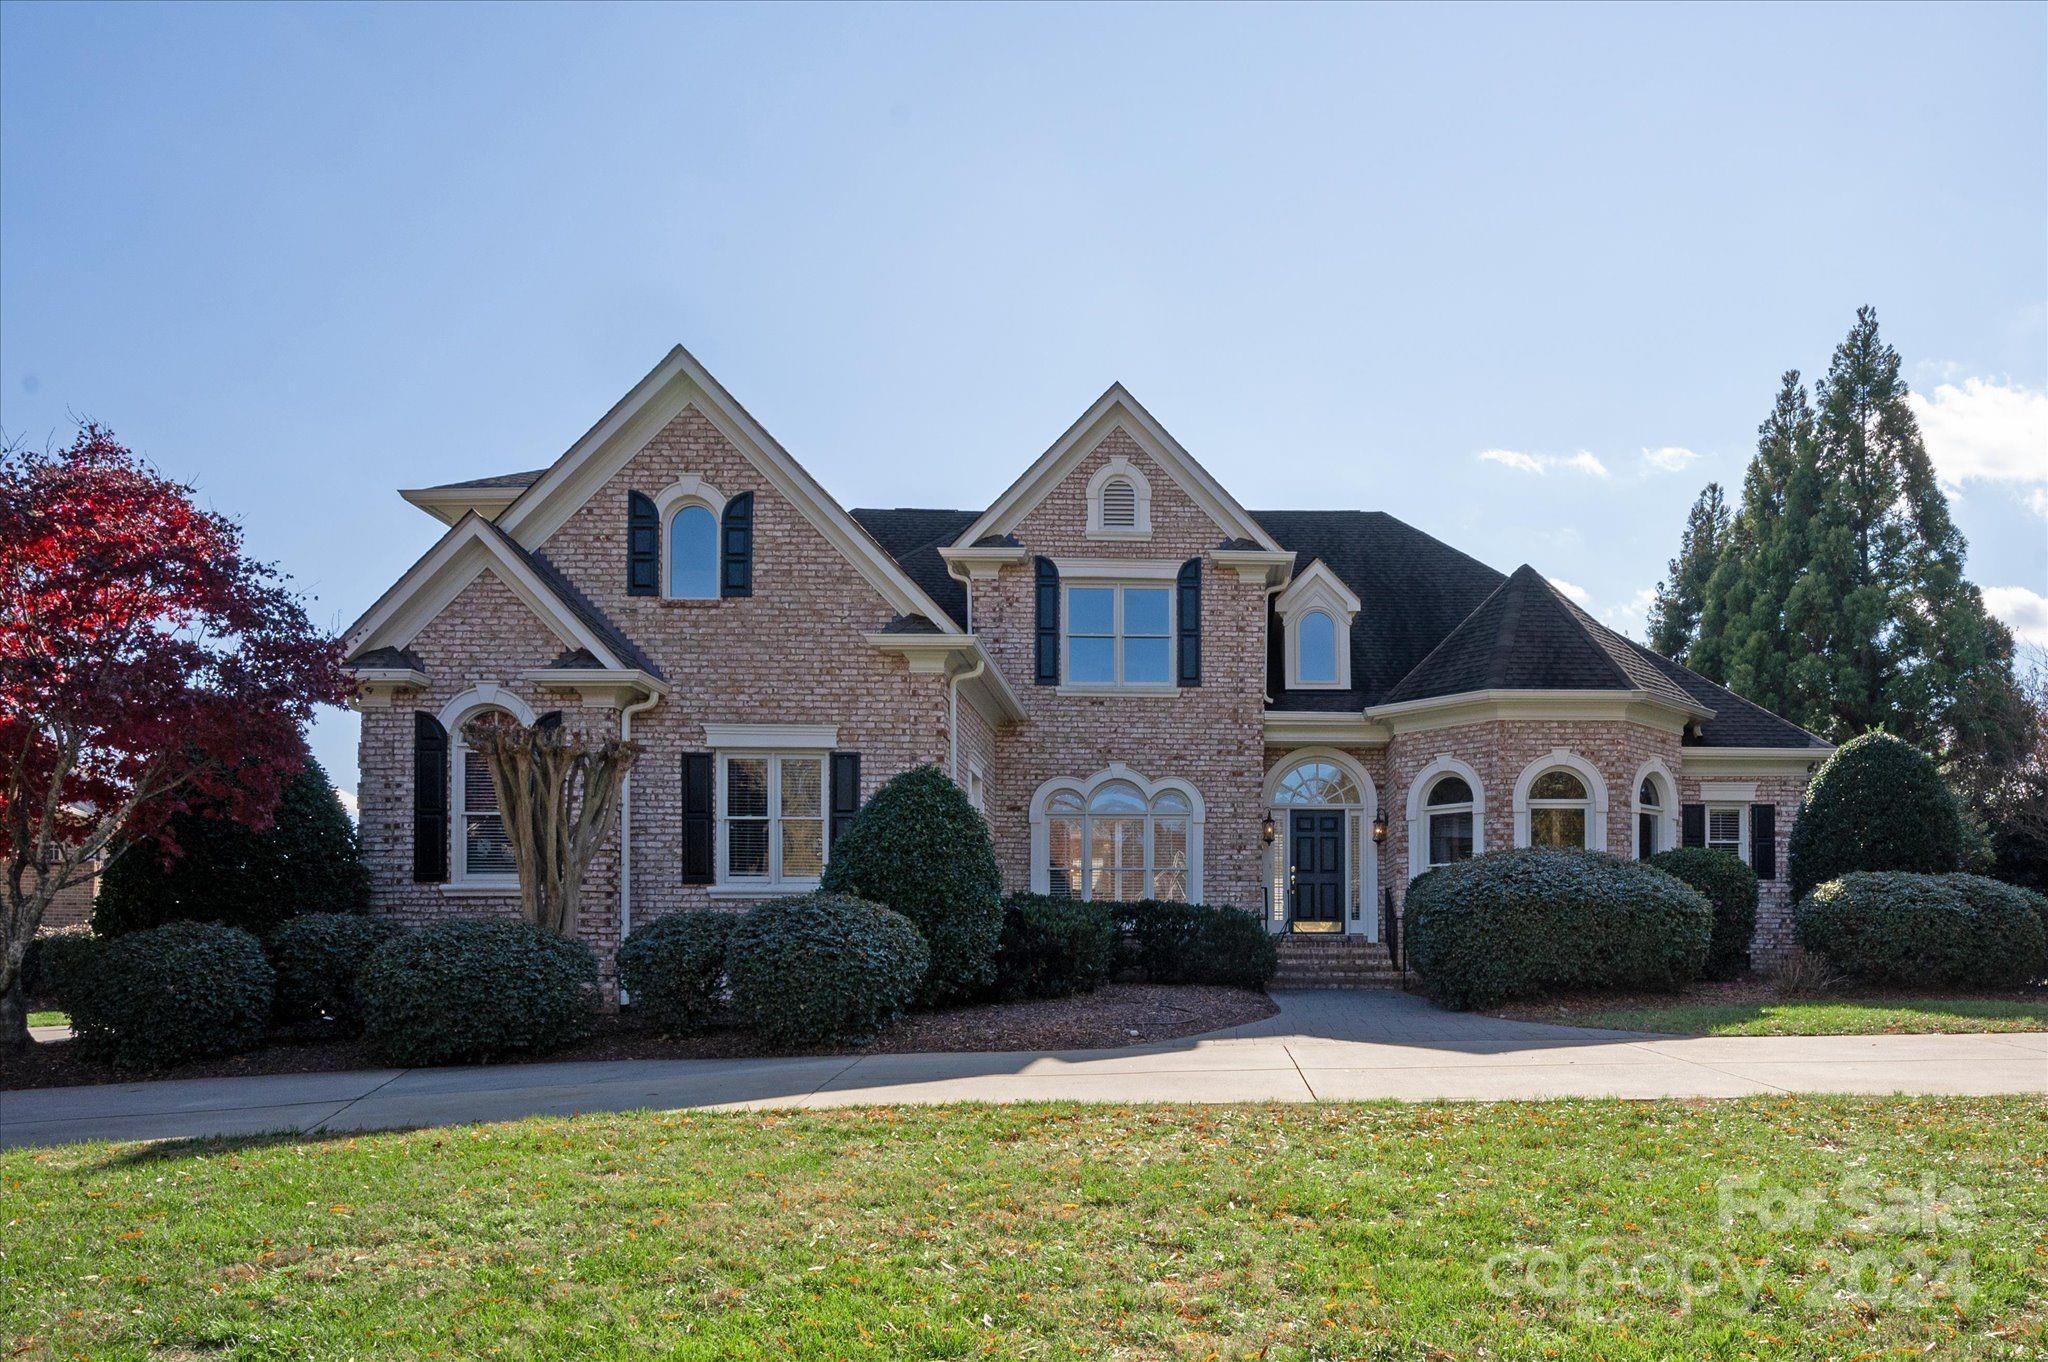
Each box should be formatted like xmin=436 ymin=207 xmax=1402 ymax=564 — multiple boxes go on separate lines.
xmin=1289 ymin=810 xmax=1344 ymax=929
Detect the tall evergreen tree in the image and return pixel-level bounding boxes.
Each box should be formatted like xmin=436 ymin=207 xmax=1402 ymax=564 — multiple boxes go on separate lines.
xmin=1647 ymin=483 xmax=1727 ymax=658
xmin=1675 ymin=308 xmax=2024 ymax=765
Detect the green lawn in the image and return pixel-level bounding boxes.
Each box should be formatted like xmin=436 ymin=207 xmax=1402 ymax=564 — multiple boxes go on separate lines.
xmin=1567 ymin=997 xmax=2048 ymax=1036
xmin=5 ymin=1099 xmax=2043 ymax=1359
xmin=24 ymin=1010 xmax=65 ymax=1029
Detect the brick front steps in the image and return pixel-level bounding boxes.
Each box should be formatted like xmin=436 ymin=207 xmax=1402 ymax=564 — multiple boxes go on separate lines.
xmin=1271 ymin=935 xmax=1404 ymax=990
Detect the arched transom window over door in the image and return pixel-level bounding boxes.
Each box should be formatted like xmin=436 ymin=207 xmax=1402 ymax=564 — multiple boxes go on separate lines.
xmin=1044 ymin=782 xmax=1195 ymax=901
xmin=1273 ymin=758 xmax=1359 ymax=808
xmin=1527 ymin=769 xmax=1591 ymax=849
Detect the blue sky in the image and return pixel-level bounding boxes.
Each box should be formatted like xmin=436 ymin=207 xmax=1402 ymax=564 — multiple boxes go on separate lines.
xmin=4 ymin=2 xmax=2044 ymax=803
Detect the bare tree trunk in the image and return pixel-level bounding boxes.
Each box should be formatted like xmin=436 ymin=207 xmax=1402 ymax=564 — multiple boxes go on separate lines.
xmin=466 ymin=717 xmax=639 ymax=939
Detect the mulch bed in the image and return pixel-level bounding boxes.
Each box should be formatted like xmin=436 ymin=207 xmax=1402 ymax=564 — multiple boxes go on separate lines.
xmin=1490 ymin=977 xmax=2048 ymax=1025
xmin=1 ymin=983 xmax=1277 ymax=1092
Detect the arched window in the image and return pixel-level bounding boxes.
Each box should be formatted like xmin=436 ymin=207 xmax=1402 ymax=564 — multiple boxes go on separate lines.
xmin=1296 ymin=611 xmax=1338 ymax=686
xmin=1424 ymin=774 xmax=1476 ymax=868
xmin=1273 ymin=758 xmax=1360 ymax=807
xmin=667 ymin=504 xmax=719 ymax=599
xmin=453 ymin=707 xmax=517 ymax=882
xmin=1043 ymin=780 xmax=1195 ymax=901
xmin=1636 ymin=776 xmax=1662 ymax=860
xmin=1527 ymin=769 xmax=1591 ymax=849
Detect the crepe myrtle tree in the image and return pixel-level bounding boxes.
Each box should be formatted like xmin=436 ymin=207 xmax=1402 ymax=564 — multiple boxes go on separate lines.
xmin=0 ymin=425 xmax=344 ymax=1050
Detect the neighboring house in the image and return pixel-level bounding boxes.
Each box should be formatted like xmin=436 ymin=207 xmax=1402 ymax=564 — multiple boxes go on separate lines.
xmin=344 ymin=346 xmax=1830 ymax=987
xmin=39 ymin=855 xmax=97 ymax=930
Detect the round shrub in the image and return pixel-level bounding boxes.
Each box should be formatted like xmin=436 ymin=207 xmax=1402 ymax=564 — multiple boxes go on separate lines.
xmin=1794 ymin=872 xmax=2047 ymax=989
xmin=725 ymin=893 xmax=928 ymax=1047
xmin=1110 ymin=900 xmax=1280 ymax=989
xmin=819 ymin=764 xmax=1000 ymax=1006
xmin=67 ymin=921 xmax=273 ymax=1070
xmin=1648 ymin=848 xmax=1760 ymax=980
xmin=1406 ymin=849 xmax=1711 ymax=1010
xmin=94 ymin=753 xmax=369 ymax=940
xmin=267 ymin=913 xmax=398 ymax=1031
xmin=994 ymin=895 xmax=1117 ymax=1000
xmin=21 ymin=924 xmax=99 ymax=1009
xmin=1787 ymin=732 xmax=1963 ymax=899
xmin=358 ymin=918 xmax=597 ymax=1067
xmin=618 ymin=910 xmax=737 ymax=1033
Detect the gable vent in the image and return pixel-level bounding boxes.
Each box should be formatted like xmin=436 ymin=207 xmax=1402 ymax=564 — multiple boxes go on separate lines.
xmin=1100 ymin=478 xmax=1138 ymax=528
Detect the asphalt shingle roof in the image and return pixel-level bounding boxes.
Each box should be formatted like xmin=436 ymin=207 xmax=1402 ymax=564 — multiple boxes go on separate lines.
xmin=848 ymin=508 xmax=981 ymax=628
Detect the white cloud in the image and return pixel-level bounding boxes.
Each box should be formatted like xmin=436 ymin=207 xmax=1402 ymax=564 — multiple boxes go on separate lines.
xmin=1601 ymin=587 xmax=1658 ymax=639
xmin=1477 ymin=447 xmax=1609 ymax=477
xmin=1906 ymin=377 xmax=2048 ymax=513
xmin=1547 ymin=577 xmax=1591 ymax=605
xmin=1642 ymin=445 xmax=1700 ymax=473
xmin=335 ymin=787 xmax=359 ymax=822
xmin=1985 ymin=585 xmax=2048 ymax=649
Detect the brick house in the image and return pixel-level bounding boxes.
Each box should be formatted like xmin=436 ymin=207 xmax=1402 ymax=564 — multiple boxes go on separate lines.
xmin=344 ymin=346 xmax=1830 ymax=988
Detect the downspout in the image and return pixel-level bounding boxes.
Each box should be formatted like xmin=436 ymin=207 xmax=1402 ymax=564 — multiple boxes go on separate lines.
xmin=948 ymin=650 xmax=986 ymax=783
xmin=616 ymin=687 xmax=662 ymax=1004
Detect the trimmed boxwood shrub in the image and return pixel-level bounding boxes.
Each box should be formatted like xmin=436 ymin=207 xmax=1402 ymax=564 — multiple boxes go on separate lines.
xmin=1406 ymin=848 xmax=1712 ymax=1010
xmin=358 ymin=918 xmax=598 ymax=1067
xmin=20 ymin=924 xmax=99 ymax=1009
xmin=725 ymin=893 xmax=928 ymax=1047
xmin=993 ymin=895 xmax=1117 ymax=1000
xmin=819 ymin=765 xmax=1000 ymax=1006
xmin=1787 ymin=732 xmax=1963 ymax=899
xmin=1111 ymin=900 xmax=1279 ymax=989
xmin=618 ymin=910 xmax=737 ymax=1033
xmin=67 ymin=921 xmax=274 ymax=1070
xmin=1794 ymin=872 xmax=2047 ymax=988
xmin=1649 ymin=847 xmax=1760 ymax=980
xmin=267 ymin=913 xmax=398 ymax=1031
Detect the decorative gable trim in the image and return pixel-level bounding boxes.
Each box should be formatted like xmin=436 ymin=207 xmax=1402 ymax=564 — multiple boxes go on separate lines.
xmin=343 ymin=514 xmax=629 ymax=670
xmin=493 ymin=345 xmax=963 ymax=632
xmin=952 ymin=383 xmax=1282 ymax=553
xmin=1084 ymin=454 xmax=1152 ymax=540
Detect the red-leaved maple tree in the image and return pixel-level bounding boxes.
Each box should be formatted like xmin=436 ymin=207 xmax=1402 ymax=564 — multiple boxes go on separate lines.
xmin=0 ymin=425 xmax=345 ymax=1049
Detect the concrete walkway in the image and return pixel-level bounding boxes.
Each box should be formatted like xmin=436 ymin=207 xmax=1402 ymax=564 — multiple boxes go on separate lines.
xmin=4 ymin=991 xmax=2042 ymax=1148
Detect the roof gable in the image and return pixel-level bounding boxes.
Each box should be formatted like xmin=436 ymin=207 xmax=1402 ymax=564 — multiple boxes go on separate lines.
xmin=951 ymin=384 xmax=1281 ymax=552
xmin=490 ymin=346 xmax=962 ymax=632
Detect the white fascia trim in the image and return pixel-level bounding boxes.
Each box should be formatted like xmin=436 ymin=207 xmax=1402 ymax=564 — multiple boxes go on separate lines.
xmin=1209 ymin=548 xmax=1297 ymax=586
xmin=952 ymin=384 xmax=1282 ymax=553
xmin=1261 ymin=711 xmax=1388 ymax=746
xmin=342 ymin=514 xmax=626 ymax=669
xmin=1679 ymin=746 xmax=1832 ymax=774
xmin=863 ymin=635 xmax=1027 ymax=724
xmin=701 ymin=722 xmax=840 ymax=750
xmin=494 ymin=345 xmax=962 ymax=634
xmin=1051 ymin=556 xmax=1186 ymax=580
xmin=1366 ymin=687 xmax=1709 ymax=733
xmin=399 ymin=486 xmax=524 ymax=526
xmin=346 ymin=667 xmax=430 ymax=687
xmin=519 ymin=668 xmax=668 ymax=709
xmin=937 ymin=544 xmax=1026 ymax=580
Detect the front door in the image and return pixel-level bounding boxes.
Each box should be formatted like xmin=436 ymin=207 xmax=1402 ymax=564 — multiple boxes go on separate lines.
xmin=1289 ymin=810 xmax=1345 ymax=931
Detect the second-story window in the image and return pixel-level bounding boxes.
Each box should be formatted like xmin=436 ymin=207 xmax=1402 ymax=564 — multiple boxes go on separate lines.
xmin=668 ymin=504 xmax=718 ymax=599
xmin=1066 ymin=583 xmax=1173 ymax=687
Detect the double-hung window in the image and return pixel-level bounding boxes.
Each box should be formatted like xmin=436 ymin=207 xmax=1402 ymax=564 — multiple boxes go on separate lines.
xmin=720 ymin=753 xmax=826 ymax=888
xmin=1065 ymin=583 xmax=1172 ymax=688
xmin=1706 ymin=805 xmax=1745 ymax=860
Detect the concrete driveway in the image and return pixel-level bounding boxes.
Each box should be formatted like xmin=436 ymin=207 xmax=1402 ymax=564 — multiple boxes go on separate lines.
xmin=4 ymin=990 xmax=2042 ymax=1149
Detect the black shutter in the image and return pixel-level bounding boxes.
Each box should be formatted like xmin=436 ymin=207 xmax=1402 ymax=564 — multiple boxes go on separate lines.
xmin=1681 ymin=803 xmax=1706 ymax=849
xmin=1267 ymin=599 xmax=1285 ymax=695
xmin=1750 ymin=803 xmax=1777 ymax=880
xmin=681 ymin=753 xmax=715 ymax=884
xmin=627 ymin=491 xmax=659 ymax=596
xmin=721 ymin=492 xmax=754 ymax=598
xmin=1176 ymin=558 xmax=1202 ymax=687
xmin=830 ymin=752 xmax=862 ymax=845
xmin=536 ymin=711 xmax=562 ymax=732
xmin=412 ymin=712 xmax=449 ymax=883
xmin=1034 ymin=557 xmax=1060 ymax=685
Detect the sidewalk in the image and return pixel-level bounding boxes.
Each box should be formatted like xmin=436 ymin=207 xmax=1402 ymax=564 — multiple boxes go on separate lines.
xmin=5 ymin=990 xmax=2042 ymax=1148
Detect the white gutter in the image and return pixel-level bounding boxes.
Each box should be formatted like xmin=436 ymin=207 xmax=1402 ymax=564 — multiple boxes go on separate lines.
xmin=616 ymin=687 xmax=663 ymax=1002
xmin=948 ymin=654 xmax=987 ymax=781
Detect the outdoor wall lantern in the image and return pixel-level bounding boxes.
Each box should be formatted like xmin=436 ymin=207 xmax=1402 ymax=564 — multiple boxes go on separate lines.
xmin=1261 ymin=815 xmax=1277 ymax=846
xmin=1371 ymin=813 xmax=1388 ymax=845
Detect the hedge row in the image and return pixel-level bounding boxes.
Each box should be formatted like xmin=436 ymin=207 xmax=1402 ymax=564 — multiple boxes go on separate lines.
xmin=1794 ymin=873 xmax=2047 ymax=988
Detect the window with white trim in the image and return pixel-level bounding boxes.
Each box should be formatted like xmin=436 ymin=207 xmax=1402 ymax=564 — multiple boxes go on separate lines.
xmin=453 ymin=708 xmax=517 ymax=883
xmin=966 ymin=760 xmax=986 ymax=814
xmin=1527 ymin=769 xmax=1591 ymax=849
xmin=1045 ymin=782 xmax=1194 ymax=901
xmin=1424 ymin=774 xmax=1476 ymax=868
xmin=1296 ymin=610 xmax=1339 ymax=686
xmin=1707 ymin=805 xmax=1745 ymax=859
xmin=720 ymin=752 xmax=826 ymax=887
xmin=1065 ymin=583 xmax=1173 ymax=687
xmin=1636 ymin=777 xmax=1663 ymax=860
xmin=667 ymin=503 xmax=719 ymax=599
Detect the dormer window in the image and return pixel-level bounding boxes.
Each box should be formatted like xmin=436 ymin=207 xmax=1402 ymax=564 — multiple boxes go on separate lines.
xmin=1274 ymin=559 xmax=1360 ymax=691
xmin=1085 ymin=455 xmax=1152 ymax=539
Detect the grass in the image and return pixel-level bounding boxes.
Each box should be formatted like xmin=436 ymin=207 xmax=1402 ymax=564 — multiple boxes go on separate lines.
xmin=1558 ymin=997 xmax=2048 ymax=1037
xmin=24 ymin=1011 xmax=65 ymax=1029
xmin=4 ymin=1099 xmax=2044 ymax=1359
